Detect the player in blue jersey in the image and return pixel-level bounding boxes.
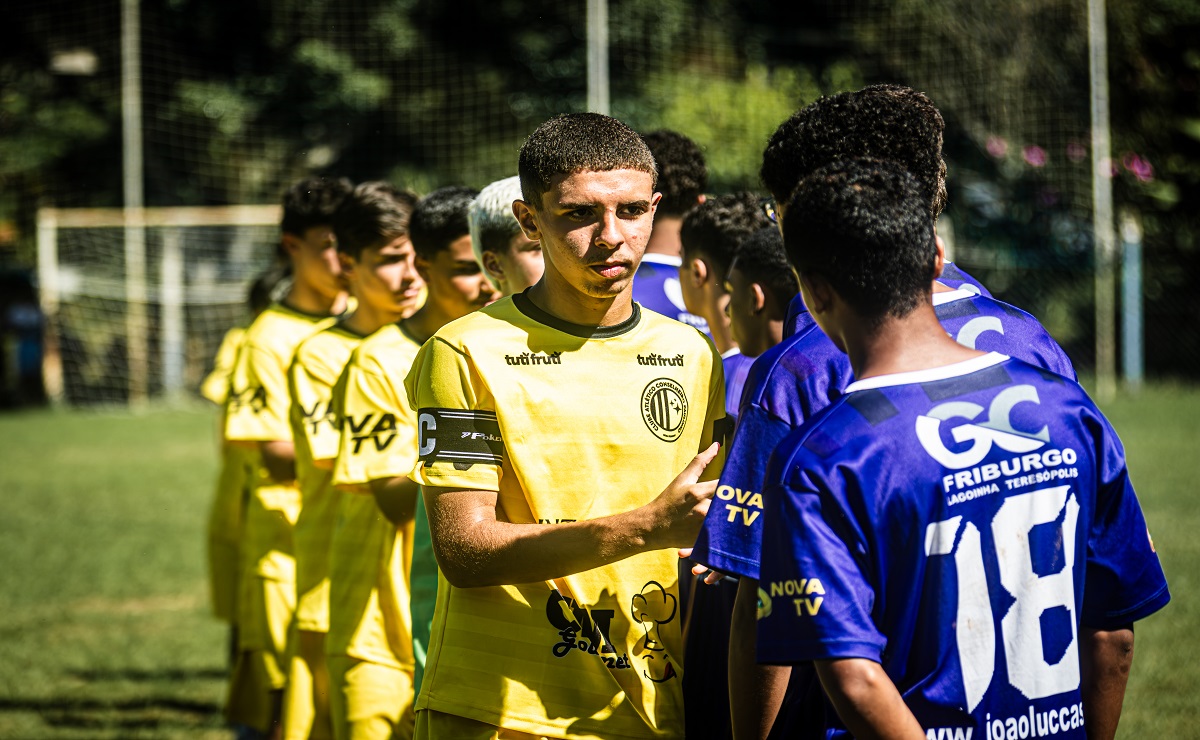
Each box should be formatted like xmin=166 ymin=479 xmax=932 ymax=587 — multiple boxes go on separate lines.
xmin=687 ymin=85 xmax=1080 ymax=740
xmin=683 ymin=224 xmax=798 ymax=740
xmin=759 ymin=84 xmax=990 ymax=339
xmin=752 ymin=158 xmax=1168 ymax=740
xmin=631 ymin=130 xmax=710 ymax=332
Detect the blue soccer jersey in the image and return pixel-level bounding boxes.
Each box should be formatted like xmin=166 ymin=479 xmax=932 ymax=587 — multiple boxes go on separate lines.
xmin=632 ymin=253 xmax=709 ymax=333
xmin=785 ymin=261 xmax=990 ymax=338
xmin=691 ymin=289 xmax=1075 ymax=580
xmin=757 ymin=353 xmax=1169 ymax=739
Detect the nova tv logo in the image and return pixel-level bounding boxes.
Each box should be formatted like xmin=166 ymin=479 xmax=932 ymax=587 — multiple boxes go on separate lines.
xmin=916 ymin=385 xmax=1049 ymax=469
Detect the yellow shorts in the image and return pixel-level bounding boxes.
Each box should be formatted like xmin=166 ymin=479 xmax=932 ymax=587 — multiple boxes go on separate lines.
xmin=328 ymin=656 xmax=415 ymax=740
xmin=236 ymin=574 xmax=293 ymax=689
xmin=413 ymin=709 xmax=546 ymax=740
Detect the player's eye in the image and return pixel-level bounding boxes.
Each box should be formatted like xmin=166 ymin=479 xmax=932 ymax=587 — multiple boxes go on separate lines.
xmin=619 ymin=204 xmax=647 ymax=218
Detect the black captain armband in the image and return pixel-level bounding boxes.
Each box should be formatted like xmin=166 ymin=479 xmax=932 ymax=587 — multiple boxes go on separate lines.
xmin=417 ymin=408 xmax=505 ymax=471
xmin=712 ymin=416 xmax=734 ymax=448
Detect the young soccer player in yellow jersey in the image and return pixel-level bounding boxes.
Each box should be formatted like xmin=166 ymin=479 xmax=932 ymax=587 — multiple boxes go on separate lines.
xmin=224 ymin=176 xmax=353 ymax=739
xmin=203 ymin=269 xmax=282 ymax=632
xmin=328 ymin=185 xmax=496 ymax=740
xmin=282 ymin=182 xmax=424 ymax=740
xmin=406 ymin=113 xmax=728 ymax=740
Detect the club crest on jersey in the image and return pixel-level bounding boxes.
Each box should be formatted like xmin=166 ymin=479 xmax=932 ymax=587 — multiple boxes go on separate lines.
xmin=641 ymin=378 xmax=688 ymax=442
xmin=916 ymin=384 xmax=1049 ymax=469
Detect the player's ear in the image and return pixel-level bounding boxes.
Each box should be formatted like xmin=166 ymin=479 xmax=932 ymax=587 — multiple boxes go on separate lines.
xmin=280 ymin=233 xmax=302 ymax=259
xmin=751 ymin=283 xmax=767 ymax=314
xmin=337 ymin=252 xmax=355 ymax=277
xmin=481 ymin=251 xmax=505 ymax=282
xmin=512 ymin=200 xmax=542 ymax=243
xmin=689 ymin=257 xmax=708 ymax=287
xmin=933 ymin=233 xmax=946 ymax=279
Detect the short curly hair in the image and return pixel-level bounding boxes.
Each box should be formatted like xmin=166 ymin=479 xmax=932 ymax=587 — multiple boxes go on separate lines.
xmin=410 ymin=186 xmax=480 ymax=261
xmin=761 ymin=85 xmax=947 ymax=219
xmin=679 ymin=191 xmax=773 ymax=280
xmin=730 ymin=227 xmax=799 ymax=315
xmin=641 ymin=130 xmax=707 ymax=217
xmin=331 ymin=181 xmax=419 ymax=260
xmin=782 ymin=159 xmax=937 ymax=326
xmin=281 ymin=176 xmax=353 ymax=237
xmin=518 ymin=113 xmax=657 ymax=206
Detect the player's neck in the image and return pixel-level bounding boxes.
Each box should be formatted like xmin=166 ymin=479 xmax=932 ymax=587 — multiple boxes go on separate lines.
xmin=282 ymin=282 xmax=339 ymax=317
xmin=706 ymin=311 xmax=736 ymax=354
xmin=401 ymin=295 xmax=463 ymax=344
xmin=738 ymin=318 xmax=783 ymax=358
xmin=644 ymin=217 xmax=683 ymax=257
xmin=341 ymin=300 xmax=398 ymax=337
xmin=845 ymin=306 xmax=984 ymax=382
xmin=528 ymin=270 xmax=633 ymax=328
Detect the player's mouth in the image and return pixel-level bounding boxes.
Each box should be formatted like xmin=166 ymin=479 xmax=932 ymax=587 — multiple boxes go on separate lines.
xmin=590 ymin=261 xmax=630 ymax=279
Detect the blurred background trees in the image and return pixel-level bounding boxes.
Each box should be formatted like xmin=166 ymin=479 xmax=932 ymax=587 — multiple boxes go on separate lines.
xmin=3 ymin=0 xmax=1198 ymax=381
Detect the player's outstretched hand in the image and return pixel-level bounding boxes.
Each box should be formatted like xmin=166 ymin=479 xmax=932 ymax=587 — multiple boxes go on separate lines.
xmin=676 ymin=548 xmax=727 ymax=586
xmin=646 ymin=443 xmax=719 ymax=550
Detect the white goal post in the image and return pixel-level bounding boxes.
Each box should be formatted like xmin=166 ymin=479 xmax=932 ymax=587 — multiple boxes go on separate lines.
xmin=36 ymin=205 xmax=281 ymax=406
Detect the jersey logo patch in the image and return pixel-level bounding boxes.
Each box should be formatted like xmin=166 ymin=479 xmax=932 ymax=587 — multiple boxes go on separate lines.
xmin=417 ymin=408 xmax=504 ymax=469
xmin=916 ymin=384 xmax=1049 ymax=469
xmin=641 ymin=378 xmax=688 ymax=442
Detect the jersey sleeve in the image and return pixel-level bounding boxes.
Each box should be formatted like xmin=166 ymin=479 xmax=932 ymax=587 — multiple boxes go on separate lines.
xmin=756 ymin=451 xmax=887 ymax=665
xmin=201 ymin=326 xmax=244 ymax=405
xmin=690 ymin=402 xmax=792 ymax=579
xmin=1080 ymin=407 xmax=1170 ymax=628
xmin=290 ymin=352 xmax=342 ymax=465
xmin=406 ymin=336 xmax=503 ymax=492
xmin=226 ymin=343 xmax=292 ymax=443
xmin=333 ymin=352 xmax=418 ymax=489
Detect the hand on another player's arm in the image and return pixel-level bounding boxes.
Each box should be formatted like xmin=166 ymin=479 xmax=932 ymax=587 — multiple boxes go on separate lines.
xmin=1080 ymin=624 xmax=1134 ymax=740
xmin=368 ymin=476 xmax=420 ymax=527
xmin=424 ymin=443 xmax=720 ymax=588
xmin=814 ymin=658 xmax=925 ymax=740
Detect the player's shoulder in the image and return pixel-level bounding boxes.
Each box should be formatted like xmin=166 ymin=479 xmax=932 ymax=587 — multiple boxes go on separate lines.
xmin=744 ymin=320 xmax=844 ymax=400
xmin=351 ymin=322 xmax=422 ymax=371
xmin=244 ymin=303 xmax=330 ymax=357
xmin=293 ymin=323 xmax=361 ymax=373
xmin=936 ymin=289 xmax=1041 ymax=324
xmin=428 ymin=296 xmax=522 ymax=351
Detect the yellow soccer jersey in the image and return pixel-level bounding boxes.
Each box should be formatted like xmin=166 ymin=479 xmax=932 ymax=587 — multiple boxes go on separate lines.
xmin=289 ymin=323 xmax=366 ymax=633
xmin=202 ymin=323 xmax=247 ymax=405
xmin=226 ymin=303 xmax=336 ymax=583
xmin=406 ymin=293 xmax=727 ymax=740
xmin=327 ymin=323 xmax=423 ymax=670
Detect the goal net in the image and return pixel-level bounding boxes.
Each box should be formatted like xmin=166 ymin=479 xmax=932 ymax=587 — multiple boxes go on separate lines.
xmin=37 ymin=206 xmax=280 ymax=405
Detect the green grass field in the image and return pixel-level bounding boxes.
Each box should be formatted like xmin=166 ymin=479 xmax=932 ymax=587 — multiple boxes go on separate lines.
xmin=0 ymin=387 xmax=1196 ymax=738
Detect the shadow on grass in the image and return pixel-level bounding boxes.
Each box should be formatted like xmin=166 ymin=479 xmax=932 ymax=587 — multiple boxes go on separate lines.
xmin=0 ymin=696 xmax=223 ymax=730
xmin=70 ymin=667 xmax=229 ymax=682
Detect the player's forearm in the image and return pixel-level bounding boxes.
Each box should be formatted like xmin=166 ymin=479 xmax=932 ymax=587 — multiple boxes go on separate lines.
xmin=729 ymin=577 xmax=789 ymax=740
xmin=1080 ymin=625 xmax=1134 ymax=740
xmin=259 ymin=440 xmax=296 ymax=483
xmin=815 ymin=658 xmax=925 ymax=740
xmin=368 ymin=476 xmax=420 ymax=527
xmin=431 ymin=503 xmax=656 ymax=588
